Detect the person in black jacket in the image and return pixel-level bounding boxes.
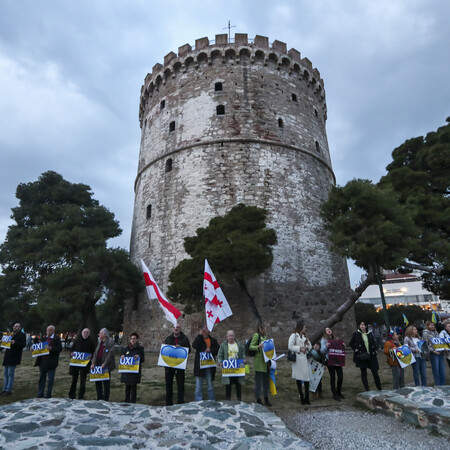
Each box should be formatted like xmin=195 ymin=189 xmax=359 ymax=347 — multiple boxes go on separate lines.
xmin=68 ymin=328 xmax=96 ymax=400
xmin=164 ymin=324 xmax=191 ymax=405
xmin=192 ymin=326 xmax=219 ymax=401
xmin=35 ymin=325 xmax=62 ymax=398
xmin=120 ymin=332 xmax=145 ymax=403
xmin=349 ymin=321 xmax=382 ymax=391
xmin=1 ymin=322 xmax=26 ymax=397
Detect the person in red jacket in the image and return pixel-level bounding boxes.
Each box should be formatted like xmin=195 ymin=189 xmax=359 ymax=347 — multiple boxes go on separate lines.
xmin=383 ymin=330 xmax=404 ymax=389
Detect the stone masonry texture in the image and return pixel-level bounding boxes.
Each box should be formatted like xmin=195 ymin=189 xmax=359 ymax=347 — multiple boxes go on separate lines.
xmin=126 ymin=33 xmax=353 ymax=349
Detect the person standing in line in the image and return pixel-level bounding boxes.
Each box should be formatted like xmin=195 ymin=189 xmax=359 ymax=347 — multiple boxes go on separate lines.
xmin=217 ymin=330 xmax=245 ymax=401
xmin=288 ymin=321 xmax=312 ymax=405
xmin=26 ymin=334 xmax=32 ymax=351
xmin=439 ymin=320 xmax=450 ymax=371
xmin=120 ymin=332 xmax=145 ymax=403
xmin=35 ymin=325 xmax=62 ymax=398
xmin=192 ymin=326 xmax=219 ymax=401
xmin=91 ymin=328 xmax=116 ymax=401
xmin=404 ymin=325 xmax=427 ymax=386
xmin=249 ymin=323 xmax=272 ymax=406
xmin=68 ymin=328 xmax=96 ymax=400
xmin=320 ymin=327 xmax=345 ymax=401
xmin=423 ymin=320 xmax=446 ymax=385
xmin=349 ymin=321 xmax=382 ymax=391
xmin=309 ymin=342 xmax=324 ymax=400
xmin=383 ymin=330 xmax=405 ymax=389
xmin=164 ymin=324 xmax=191 ymax=405
xmin=1 ymin=322 xmax=26 ymax=397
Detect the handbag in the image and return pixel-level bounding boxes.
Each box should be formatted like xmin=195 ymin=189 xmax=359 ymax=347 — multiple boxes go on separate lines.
xmin=287 ymin=350 xmax=296 ymax=362
xmin=357 ymin=352 xmax=370 ymax=361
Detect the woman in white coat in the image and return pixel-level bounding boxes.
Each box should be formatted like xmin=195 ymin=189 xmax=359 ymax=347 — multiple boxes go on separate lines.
xmin=288 ymin=321 xmax=312 ymax=405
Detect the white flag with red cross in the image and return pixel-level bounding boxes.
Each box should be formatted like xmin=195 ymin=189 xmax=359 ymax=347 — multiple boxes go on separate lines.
xmin=141 ymin=259 xmax=181 ymax=327
xmin=204 ymin=259 xmax=232 ymax=332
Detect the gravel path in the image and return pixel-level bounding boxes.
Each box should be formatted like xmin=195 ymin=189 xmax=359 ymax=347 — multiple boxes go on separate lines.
xmin=281 ymin=407 xmax=449 ymax=450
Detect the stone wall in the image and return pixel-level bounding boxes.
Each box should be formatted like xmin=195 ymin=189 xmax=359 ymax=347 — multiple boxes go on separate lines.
xmin=126 ymin=34 xmax=353 ymax=349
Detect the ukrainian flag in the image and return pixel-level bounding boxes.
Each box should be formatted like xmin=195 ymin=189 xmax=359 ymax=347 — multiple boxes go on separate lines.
xmin=269 ymin=367 xmax=277 ymax=396
xmin=432 ymin=311 xmax=437 ymax=324
xmin=403 ymin=314 xmax=409 ymax=326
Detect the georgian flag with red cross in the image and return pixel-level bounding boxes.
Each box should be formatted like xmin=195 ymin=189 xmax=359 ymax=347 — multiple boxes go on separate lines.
xmin=204 ymin=259 xmax=232 ymax=332
xmin=141 ymin=259 xmax=181 ymax=327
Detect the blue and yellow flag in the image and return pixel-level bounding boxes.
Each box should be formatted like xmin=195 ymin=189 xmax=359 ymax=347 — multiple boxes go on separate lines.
xmin=269 ymin=367 xmax=277 ymax=396
xmin=402 ymin=314 xmax=409 ymax=326
xmin=431 ymin=311 xmax=437 ymax=324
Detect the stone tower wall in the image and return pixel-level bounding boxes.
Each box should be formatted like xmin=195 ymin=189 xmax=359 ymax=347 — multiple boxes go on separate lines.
xmin=126 ymin=34 xmax=353 ymax=349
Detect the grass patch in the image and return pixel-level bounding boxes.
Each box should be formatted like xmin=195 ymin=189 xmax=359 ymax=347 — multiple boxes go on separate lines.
xmin=0 ymin=347 xmax=441 ymax=411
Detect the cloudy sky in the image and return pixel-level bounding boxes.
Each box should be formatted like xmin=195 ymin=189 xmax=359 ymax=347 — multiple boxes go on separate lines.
xmin=1 ymin=0 xmax=449 ymax=286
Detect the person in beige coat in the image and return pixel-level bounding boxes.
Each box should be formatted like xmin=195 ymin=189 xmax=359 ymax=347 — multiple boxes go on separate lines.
xmin=288 ymin=321 xmax=312 ymax=405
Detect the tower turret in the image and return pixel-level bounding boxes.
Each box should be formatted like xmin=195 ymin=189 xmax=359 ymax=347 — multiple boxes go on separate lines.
xmin=127 ymin=33 xmax=352 ymax=347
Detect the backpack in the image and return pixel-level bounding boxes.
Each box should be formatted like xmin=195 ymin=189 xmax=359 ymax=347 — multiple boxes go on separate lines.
xmin=245 ymin=334 xmax=260 ymax=357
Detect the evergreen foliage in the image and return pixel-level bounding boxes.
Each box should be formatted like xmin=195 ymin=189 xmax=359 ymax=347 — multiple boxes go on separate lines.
xmin=168 ymin=204 xmax=277 ymax=316
xmin=0 ymin=171 xmax=141 ymax=332
xmin=321 ymin=119 xmax=450 ymax=298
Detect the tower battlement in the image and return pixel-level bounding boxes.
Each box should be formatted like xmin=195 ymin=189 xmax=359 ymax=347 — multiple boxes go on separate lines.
xmin=139 ymin=34 xmax=326 ymax=127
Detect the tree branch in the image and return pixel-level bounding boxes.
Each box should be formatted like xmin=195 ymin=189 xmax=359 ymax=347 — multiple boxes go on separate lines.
xmin=401 ymin=261 xmax=442 ymax=275
xmin=237 ymin=279 xmax=262 ymax=324
xmin=309 ymin=265 xmax=376 ymax=344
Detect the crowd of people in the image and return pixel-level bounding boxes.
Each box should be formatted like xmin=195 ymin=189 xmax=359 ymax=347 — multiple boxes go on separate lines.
xmin=1 ymin=318 xmax=449 ymax=404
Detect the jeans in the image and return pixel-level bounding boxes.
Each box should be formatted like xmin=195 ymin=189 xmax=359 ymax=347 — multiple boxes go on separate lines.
xmin=165 ymin=367 xmax=185 ymax=405
xmin=390 ymin=366 xmax=404 ymax=389
xmin=95 ymin=380 xmax=111 ymax=401
xmin=328 ymin=366 xmax=343 ymax=395
xmin=195 ymin=368 xmax=215 ymax=401
xmin=3 ymin=366 xmax=16 ymax=392
xmin=411 ymin=357 xmax=427 ymax=386
xmin=38 ymin=367 xmax=56 ymax=398
xmin=429 ymin=352 xmax=446 ymax=385
xmin=254 ymin=371 xmax=269 ymax=400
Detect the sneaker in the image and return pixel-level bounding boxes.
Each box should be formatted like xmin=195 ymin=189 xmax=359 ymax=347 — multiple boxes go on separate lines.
xmin=264 ymin=398 xmax=272 ymax=407
xmin=338 ymin=393 xmax=345 ymax=400
xmin=256 ymin=398 xmax=263 ymax=405
xmin=333 ymin=394 xmax=341 ymax=402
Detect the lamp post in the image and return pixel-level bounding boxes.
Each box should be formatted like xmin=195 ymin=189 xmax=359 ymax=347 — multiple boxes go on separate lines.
xmin=376 ymin=265 xmax=391 ymax=330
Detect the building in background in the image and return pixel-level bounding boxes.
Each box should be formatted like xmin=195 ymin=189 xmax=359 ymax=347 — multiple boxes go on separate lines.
xmin=358 ymin=271 xmax=449 ymax=313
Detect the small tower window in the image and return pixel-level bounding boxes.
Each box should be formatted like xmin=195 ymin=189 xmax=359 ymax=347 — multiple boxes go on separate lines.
xmin=160 ymin=100 xmax=165 ymax=110
xmin=216 ymin=105 xmax=225 ymax=115
xmin=165 ymin=158 xmax=173 ymax=173
xmin=314 ymin=108 xmax=318 ymax=117
xmin=292 ymin=93 xmax=297 ymax=102
xmin=146 ymin=204 xmax=152 ymax=219
xmin=169 ymin=121 xmax=175 ymax=132
xmin=148 ymin=233 xmax=151 ymax=247
xmin=215 ymin=82 xmax=223 ymax=91
xmin=315 ymin=141 xmax=320 ymax=152
xmin=278 ymin=118 xmax=284 ymax=128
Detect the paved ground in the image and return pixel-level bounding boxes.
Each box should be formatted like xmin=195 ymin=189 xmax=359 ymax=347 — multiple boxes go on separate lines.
xmin=0 ymin=398 xmax=311 ymax=449
xmin=282 ymin=407 xmax=448 ymax=449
